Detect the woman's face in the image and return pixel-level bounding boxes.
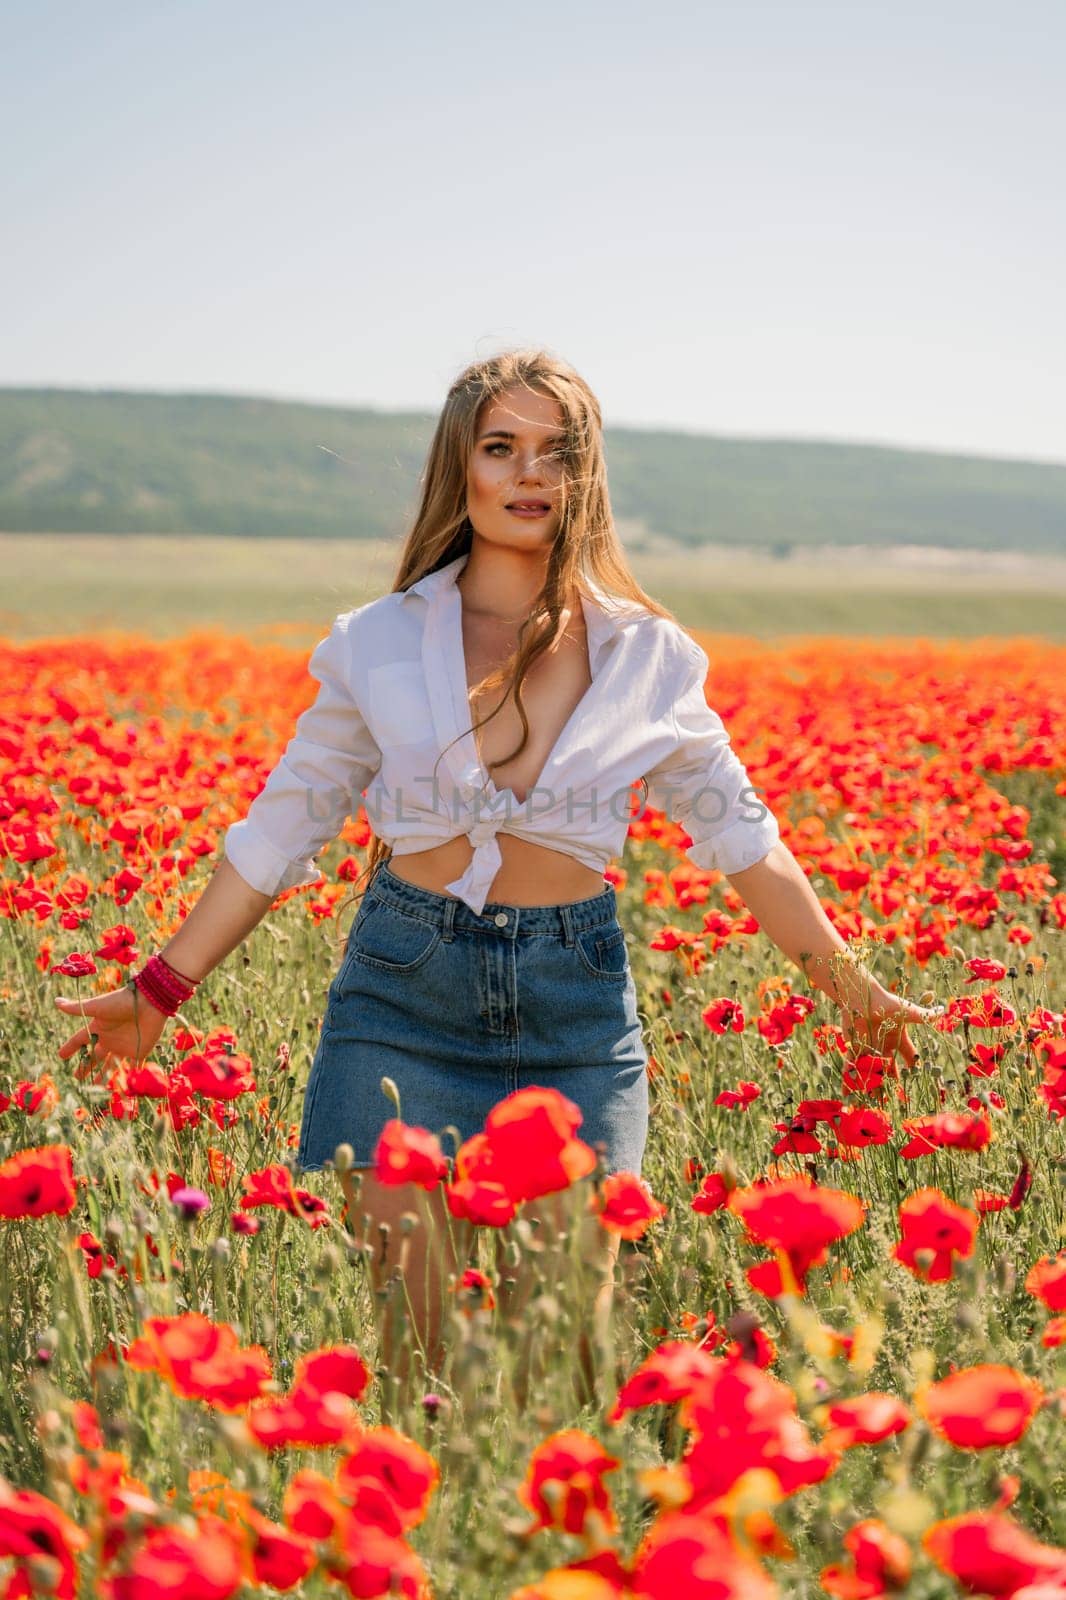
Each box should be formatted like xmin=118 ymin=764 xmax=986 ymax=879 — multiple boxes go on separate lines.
xmin=465 ymin=384 xmax=567 ymax=551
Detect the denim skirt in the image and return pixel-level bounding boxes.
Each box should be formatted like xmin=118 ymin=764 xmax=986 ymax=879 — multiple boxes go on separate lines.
xmin=296 ymin=861 xmax=649 ymax=1176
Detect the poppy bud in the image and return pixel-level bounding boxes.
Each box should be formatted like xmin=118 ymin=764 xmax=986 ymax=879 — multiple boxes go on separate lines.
xmin=332 ymin=1143 xmax=355 ymax=1173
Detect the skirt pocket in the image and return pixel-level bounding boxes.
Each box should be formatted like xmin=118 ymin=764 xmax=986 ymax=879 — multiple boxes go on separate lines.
xmin=342 ymin=897 xmax=443 ymax=978
xmin=571 ymin=923 xmax=629 ymax=982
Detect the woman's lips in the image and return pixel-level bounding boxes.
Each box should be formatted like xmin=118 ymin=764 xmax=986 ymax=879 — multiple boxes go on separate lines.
xmin=506 ymin=504 xmax=550 ymax=519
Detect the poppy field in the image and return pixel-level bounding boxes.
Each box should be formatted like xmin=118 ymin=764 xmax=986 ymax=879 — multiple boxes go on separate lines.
xmin=1 ymin=625 xmax=1065 ymax=1599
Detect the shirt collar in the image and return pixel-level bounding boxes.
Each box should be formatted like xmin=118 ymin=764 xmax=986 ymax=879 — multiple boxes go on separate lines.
xmin=398 ymin=550 xmax=640 ymax=673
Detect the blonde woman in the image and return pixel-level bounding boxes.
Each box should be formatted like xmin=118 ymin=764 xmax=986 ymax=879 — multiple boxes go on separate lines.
xmin=56 ymin=348 xmax=939 ymax=1385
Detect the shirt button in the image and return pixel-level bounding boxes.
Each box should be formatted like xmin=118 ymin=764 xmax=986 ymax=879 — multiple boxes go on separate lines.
xmin=493 ymin=912 xmax=508 ymax=927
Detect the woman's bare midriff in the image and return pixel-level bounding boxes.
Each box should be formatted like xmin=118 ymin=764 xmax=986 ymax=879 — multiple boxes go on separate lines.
xmin=386 ymin=591 xmax=611 ymax=906
xmin=386 ymin=834 xmax=607 ymax=906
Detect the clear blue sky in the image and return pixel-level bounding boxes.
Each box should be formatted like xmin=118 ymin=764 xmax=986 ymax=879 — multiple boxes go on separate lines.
xmin=4 ymin=0 xmax=1063 ymax=462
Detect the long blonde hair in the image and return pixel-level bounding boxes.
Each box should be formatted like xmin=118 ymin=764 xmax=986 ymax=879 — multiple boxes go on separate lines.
xmin=335 ymin=347 xmax=679 ymax=937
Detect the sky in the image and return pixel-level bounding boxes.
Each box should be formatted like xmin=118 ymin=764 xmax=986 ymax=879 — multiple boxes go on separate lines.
xmin=3 ymin=0 xmax=1064 ymax=463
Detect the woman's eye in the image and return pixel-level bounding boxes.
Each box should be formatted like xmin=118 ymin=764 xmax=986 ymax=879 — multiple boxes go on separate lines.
xmin=484 ymin=443 xmax=567 ymax=459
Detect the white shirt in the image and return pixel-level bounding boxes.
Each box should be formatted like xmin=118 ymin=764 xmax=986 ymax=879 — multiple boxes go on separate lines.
xmin=223 ymin=551 xmax=780 ymax=914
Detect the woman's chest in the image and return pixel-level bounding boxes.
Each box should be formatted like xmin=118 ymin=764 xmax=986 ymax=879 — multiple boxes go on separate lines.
xmin=464 ymin=614 xmax=594 ymax=806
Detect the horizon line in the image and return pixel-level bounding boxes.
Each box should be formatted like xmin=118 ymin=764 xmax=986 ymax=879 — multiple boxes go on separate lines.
xmin=1 ymin=379 xmax=1064 ymax=473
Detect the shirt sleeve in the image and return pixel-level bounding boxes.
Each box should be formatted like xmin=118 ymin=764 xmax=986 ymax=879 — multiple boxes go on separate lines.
xmin=643 ymin=636 xmax=780 ymax=875
xmin=222 ymin=611 xmax=382 ymax=898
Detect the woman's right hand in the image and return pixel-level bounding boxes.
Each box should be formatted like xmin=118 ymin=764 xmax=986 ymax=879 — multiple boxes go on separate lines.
xmin=54 ymin=985 xmax=170 ymax=1077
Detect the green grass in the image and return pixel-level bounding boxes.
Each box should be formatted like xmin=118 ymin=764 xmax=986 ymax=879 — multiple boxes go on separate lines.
xmin=4 ymin=533 xmax=1066 ymax=642
xmin=3 ymin=835 xmax=1065 ymax=1596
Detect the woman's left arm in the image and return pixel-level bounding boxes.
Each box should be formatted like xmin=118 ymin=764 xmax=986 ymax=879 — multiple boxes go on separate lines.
xmin=727 ymin=840 xmax=943 ymax=1066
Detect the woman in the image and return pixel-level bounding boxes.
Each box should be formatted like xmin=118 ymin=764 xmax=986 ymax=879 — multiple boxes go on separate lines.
xmin=55 ymin=348 xmax=939 ymax=1385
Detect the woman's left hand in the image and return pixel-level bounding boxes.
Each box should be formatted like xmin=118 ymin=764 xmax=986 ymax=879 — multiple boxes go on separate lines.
xmin=837 ymin=979 xmax=943 ymax=1068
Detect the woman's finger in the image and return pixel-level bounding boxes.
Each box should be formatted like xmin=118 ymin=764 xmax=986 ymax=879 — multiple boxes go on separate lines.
xmin=905 ymin=1000 xmax=945 ymax=1024
xmin=57 ymin=1025 xmax=94 ymax=1060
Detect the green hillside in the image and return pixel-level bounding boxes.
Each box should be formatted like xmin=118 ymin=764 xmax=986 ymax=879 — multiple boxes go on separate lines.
xmin=1 ymin=388 xmax=1064 ymax=553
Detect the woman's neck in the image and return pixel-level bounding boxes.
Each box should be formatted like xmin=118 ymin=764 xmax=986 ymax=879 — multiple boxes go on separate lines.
xmin=457 ymin=541 xmax=573 ymax=620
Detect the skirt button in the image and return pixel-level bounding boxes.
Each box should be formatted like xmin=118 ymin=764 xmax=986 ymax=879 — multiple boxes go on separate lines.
xmin=494 ymin=912 xmax=508 ymax=927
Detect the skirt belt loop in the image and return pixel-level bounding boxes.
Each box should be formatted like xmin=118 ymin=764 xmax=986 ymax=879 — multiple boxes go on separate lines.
xmin=442 ymin=898 xmax=457 ymax=943
xmin=559 ymin=903 xmax=576 ymax=948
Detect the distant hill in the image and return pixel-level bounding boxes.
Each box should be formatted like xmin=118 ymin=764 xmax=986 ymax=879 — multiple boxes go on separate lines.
xmin=1 ymin=388 xmax=1064 ymax=554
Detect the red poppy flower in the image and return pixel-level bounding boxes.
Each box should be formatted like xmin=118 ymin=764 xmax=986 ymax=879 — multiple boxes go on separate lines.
xmin=899 ymin=1111 xmax=993 ymax=1158
xmin=283 ymin=1469 xmax=347 ymax=1541
xmin=445 ymin=1174 xmax=517 ymax=1227
xmin=0 ymin=1144 xmax=77 ymax=1219
xmin=963 ymin=958 xmax=1008 ymax=983
xmin=108 ymin=1513 xmax=244 ymax=1600
xmin=701 ymin=997 xmax=746 ymax=1034
xmin=917 ymin=1364 xmax=1044 ymax=1449
xmin=941 ymin=989 xmax=1018 ymax=1030
xmin=373 ymin=1120 xmax=449 ymax=1190
xmin=178 ymin=1050 xmax=256 ymax=1101
xmin=836 ymin=1107 xmax=893 ymax=1148
xmin=609 ymin=1340 xmax=722 ymax=1423
xmin=758 ymin=995 xmax=815 ymax=1044
xmin=821 ymin=1518 xmax=912 ymax=1598
xmin=796 ymin=1098 xmax=845 ymax=1124
xmin=456 ymin=1267 xmax=496 ymax=1311
xmin=483 ymin=1087 xmax=599 ymax=1201
xmin=596 ymin=1172 xmax=666 ymax=1240
xmin=444 ymin=1089 xmax=598 ymax=1223
xmin=49 ymin=951 xmax=97 ymax=977
xmin=240 ymin=1505 xmax=316 ymax=1591
xmin=819 ymin=1393 xmax=912 ymax=1452
xmin=11 ymin=1075 xmax=60 ymax=1116
xmin=923 ymin=1511 xmax=1066 ymax=1597
xmin=0 ymin=1480 xmax=89 ymax=1600
xmin=633 ymin=1511 xmax=777 ymax=1600
xmin=246 ymin=1385 xmax=363 ymax=1451
xmin=94 ymin=923 xmax=139 ymax=965
xmin=335 ymin=1426 xmax=440 ymax=1533
xmin=728 ymin=1175 xmax=866 ymax=1296
xmin=680 ymin=1359 xmax=836 ymax=1504
xmin=892 ymin=1188 xmax=979 ymax=1282
xmin=715 ymin=1080 xmax=761 ymax=1109
xmin=517 ymin=1429 xmax=621 ymax=1538
xmin=1025 ymin=1253 xmax=1066 ymax=1311
xmin=111 ymin=866 xmax=144 ymax=905
xmin=1040 ymin=1054 xmax=1066 ymax=1119
xmin=121 ymin=1061 xmax=171 ymax=1098
xmin=691 ymin=1172 xmax=731 ymax=1214
xmin=242 ymin=1345 xmax=369 ymax=1452
xmin=124 ymin=1312 xmax=273 ymax=1411
xmin=294 ymin=1344 xmax=370 ymax=1404
xmin=332 ymin=1518 xmax=429 ymax=1600
xmin=968 ymin=1042 xmax=1006 ymax=1076
xmin=842 ymin=1053 xmax=891 ymax=1094
xmin=239 ymin=1164 xmax=331 ymax=1228
xmin=727 ymin=1324 xmax=778 ymax=1370
xmin=772 ymin=1119 xmax=823 ymax=1156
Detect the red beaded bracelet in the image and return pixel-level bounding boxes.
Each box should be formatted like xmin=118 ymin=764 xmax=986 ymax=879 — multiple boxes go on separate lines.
xmin=158 ymin=951 xmax=201 ymax=987
xmin=131 ymin=953 xmax=200 ymax=1018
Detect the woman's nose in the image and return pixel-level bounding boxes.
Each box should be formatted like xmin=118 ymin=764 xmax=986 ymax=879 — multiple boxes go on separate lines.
xmin=515 ymin=452 xmax=550 ymax=482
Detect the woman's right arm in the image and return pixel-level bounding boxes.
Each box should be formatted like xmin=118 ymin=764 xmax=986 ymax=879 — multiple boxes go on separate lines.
xmin=54 ymin=609 xmax=381 ymax=1069
xmin=54 ymin=858 xmax=276 ymax=1068
xmin=156 ymin=857 xmax=276 ymax=983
